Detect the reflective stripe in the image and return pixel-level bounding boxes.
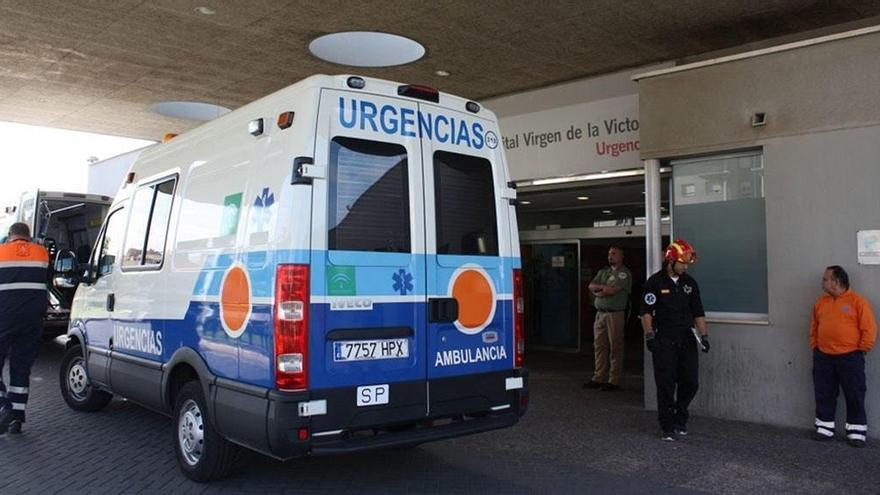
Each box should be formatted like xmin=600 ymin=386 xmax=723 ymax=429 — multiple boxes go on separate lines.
xmin=815 ymin=418 xmax=835 ymax=429
xmin=0 ymin=283 xmax=46 ymax=291
xmin=846 ymin=423 xmax=868 ymax=432
xmin=0 ymin=261 xmax=49 ymax=268
xmin=816 ymin=427 xmax=834 ymax=437
xmin=311 ymin=429 xmax=343 ymax=437
xmin=11 ymin=403 xmax=26 ymax=410
xmin=8 ymin=386 xmax=28 ymax=394
xmin=847 ymin=433 xmax=867 ymax=441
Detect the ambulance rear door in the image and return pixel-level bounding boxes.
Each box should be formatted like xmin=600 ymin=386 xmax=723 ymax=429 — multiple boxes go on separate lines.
xmin=418 ymin=103 xmax=514 ymax=416
xmin=309 ymin=89 xmax=428 ymax=430
xmin=18 ymin=189 xmax=39 ymax=234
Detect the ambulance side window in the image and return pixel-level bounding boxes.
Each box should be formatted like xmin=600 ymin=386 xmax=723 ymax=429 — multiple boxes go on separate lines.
xmin=433 ymin=151 xmax=498 ymax=256
xmin=97 ymin=208 xmax=125 ymax=278
xmin=328 ymin=137 xmax=410 ymax=253
xmin=122 ymin=177 xmax=177 ymax=270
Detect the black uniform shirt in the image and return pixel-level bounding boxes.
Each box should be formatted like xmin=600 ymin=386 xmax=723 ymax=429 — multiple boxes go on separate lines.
xmin=639 ymin=269 xmax=705 ymax=338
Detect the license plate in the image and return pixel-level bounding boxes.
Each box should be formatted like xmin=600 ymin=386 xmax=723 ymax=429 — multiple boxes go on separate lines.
xmin=333 ymin=338 xmax=409 ymax=362
xmin=357 ymin=384 xmax=389 ymax=407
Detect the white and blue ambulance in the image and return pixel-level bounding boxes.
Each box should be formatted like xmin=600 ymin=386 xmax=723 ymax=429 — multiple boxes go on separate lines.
xmin=58 ymin=75 xmax=528 ymax=481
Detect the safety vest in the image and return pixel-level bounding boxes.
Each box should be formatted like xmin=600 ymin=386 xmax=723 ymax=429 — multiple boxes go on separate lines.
xmin=0 ymin=239 xmax=49 ymax=315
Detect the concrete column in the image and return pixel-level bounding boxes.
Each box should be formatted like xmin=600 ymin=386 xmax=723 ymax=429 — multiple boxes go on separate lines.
xmin=643 ymin=158 xmax=662 ymax=412
xmin=644 ymin=159 xmax=662 ymax=277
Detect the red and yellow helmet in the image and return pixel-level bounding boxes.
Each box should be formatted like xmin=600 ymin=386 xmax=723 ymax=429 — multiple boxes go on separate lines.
xmin=665 ymin=239 xmax=697 ymax=264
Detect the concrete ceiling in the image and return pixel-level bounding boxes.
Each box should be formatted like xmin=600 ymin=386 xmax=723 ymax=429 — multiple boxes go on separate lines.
xmin=1 ymin=0 xmax=879 ymax=140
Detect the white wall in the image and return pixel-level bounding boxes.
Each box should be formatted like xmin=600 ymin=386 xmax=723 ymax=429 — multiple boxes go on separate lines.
xmin=87 ymin=146 xmax=151 ymax=197
xmin=485 ymin=65 xmax=669 ymax=182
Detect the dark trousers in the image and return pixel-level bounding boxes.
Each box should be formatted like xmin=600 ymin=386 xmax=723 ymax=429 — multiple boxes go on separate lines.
xmin=813 ymin=349 xmax=867 ymax=438
xmin=652 ymin=336 xmax=699 ymax=433
xmin=0 ymin=314 xmax=43 ymax=422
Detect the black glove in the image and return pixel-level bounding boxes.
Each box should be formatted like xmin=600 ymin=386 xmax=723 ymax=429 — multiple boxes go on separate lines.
xmin=645 ymin=332 xmax=658 ymax=353
xmin=699 ymin=335 xmax=710 ymax=353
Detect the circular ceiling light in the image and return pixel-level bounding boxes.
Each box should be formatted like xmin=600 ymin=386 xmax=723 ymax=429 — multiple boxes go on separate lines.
xmin=149 ymin=101 xmax=230 ymax=121
xmin=309 ymin=32 xmax=425 ymax=67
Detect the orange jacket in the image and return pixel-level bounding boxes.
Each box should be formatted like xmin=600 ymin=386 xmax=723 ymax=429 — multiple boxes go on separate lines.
xmin=0 ymin=238 xmax=49 ymax=315
xmin=810 ymin=289 xmax=877 ymax=354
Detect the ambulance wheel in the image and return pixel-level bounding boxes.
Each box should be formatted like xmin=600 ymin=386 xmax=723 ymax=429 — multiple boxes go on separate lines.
xmin=59 ymin=344 xmax=112 ymax=412
xmin=173 ymin=381 xmax=239 ymax=481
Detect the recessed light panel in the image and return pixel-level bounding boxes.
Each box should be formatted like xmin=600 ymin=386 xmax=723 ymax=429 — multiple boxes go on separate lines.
xmin=309 ymin=32 xmax=425 ymax=67
xmin=149 ymin=101 xmax=230 ymax=121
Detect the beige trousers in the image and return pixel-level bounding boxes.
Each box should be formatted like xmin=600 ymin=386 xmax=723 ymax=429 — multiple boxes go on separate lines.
xmin=591 ymin=311 xmax=625 ymax=385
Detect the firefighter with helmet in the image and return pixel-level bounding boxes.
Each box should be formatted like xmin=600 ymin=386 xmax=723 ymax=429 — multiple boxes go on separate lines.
xmin=640 ymin=239 xmax=709 ymax=441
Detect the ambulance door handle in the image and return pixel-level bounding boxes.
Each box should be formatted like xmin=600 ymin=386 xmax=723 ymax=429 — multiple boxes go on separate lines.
xmin=292 ymin=156 xmax=322 ymax=185
xmin=429 ymin=298 xmax=458 ymax=323
xmin=106 ymin=293 xmax=115 ymax=312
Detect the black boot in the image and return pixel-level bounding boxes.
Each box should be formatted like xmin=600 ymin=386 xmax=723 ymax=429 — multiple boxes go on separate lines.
xmin=0 ymin=407 xmax=22 ymax=434
xmin=0 ymin=407 xmax=14 ymax=434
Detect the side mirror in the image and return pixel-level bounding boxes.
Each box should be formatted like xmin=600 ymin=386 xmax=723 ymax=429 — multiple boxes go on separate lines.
xmin=53 ymin=250 xmax=80 ymax=289
xmin=54 ymin=249 xmax=77 ymax=274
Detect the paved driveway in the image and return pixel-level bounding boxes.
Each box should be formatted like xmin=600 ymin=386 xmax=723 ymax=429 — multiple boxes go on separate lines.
xmin=1 ymin=342 xmax=877 ymax=494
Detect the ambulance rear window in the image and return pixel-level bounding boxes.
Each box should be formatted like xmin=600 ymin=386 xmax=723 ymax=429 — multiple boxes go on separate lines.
xmin=329 ymin=137 xmax=410 ymax=253
xmin=433 ymin=151 xmax=498 ymax=256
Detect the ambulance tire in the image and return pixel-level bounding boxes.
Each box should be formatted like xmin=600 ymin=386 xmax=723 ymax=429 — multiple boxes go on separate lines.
xmin=173 ymin=381 xmax=240 ymax=482
xmin=59 ymin=344 xmax=113 ymax=412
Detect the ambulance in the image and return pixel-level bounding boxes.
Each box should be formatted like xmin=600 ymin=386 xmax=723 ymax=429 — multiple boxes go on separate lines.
xmin=57 ymin=75 xmax=528 ymax=481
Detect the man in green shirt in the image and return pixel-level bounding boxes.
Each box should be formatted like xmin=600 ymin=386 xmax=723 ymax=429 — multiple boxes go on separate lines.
xmin=585 ymin=246 xmax=632 ymax=391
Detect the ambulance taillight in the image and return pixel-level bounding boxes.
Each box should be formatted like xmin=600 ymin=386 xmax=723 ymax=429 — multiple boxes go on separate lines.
xmin=275 ymin=264 xmax=309 ymax=390
xmin=513 ymin=269 xmax=525 ymax=368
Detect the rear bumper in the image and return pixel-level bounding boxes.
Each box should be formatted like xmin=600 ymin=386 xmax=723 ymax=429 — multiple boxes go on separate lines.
xmin=310 ymin=409 xmax=519 ymax=456
xmin=214 ymin=368 xmax=528 ymax=460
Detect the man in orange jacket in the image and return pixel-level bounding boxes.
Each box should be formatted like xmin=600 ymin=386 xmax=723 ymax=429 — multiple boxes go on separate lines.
xmin=0 ymin=222 xmax=49 ymax=435
xmin=811 ymin=265 xmax=877 ymax=447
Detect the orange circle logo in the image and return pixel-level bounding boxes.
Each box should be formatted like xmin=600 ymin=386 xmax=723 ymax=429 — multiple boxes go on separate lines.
xmin=220 ymin=263 xmax=251 ymax=338
xmin=449 ymin=265 xmax=496 ymax=335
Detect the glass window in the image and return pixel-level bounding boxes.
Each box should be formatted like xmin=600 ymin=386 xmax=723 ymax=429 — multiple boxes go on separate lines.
xmin=671 ymin=151 xmax=767 ymax=314
xmin=144 ymin=180 xmax=175 ymax=266
xmin=122 ymin=186 xmax=152 ymax=267
xmin=176 ymin=170 xmax=240 ymax=251
xmin=434 ymin=151 xmax=498 ymax=256
xmin=123 ymin=177 xmax=176 ymax=269
xmin=98 ymin=208 xmax=126 ymax=277
xmin=328 ymin=137 xmax=410 ymax=252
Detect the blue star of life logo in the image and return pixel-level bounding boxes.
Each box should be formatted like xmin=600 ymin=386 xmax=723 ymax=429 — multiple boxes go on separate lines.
xmin=392 ymin=269 xmax=414 ymax=296
xmin=252 ymin=187 xmax=275 ymax=231
xmin=254 ymin=187 xmax=275 ymax=208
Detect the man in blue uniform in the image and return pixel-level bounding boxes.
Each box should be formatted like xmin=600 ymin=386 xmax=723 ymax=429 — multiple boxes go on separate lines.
xmin=640 ymin=239 xmax=709 ymax=441
xmin=0 ymin=222 xmax=50 ymax=434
